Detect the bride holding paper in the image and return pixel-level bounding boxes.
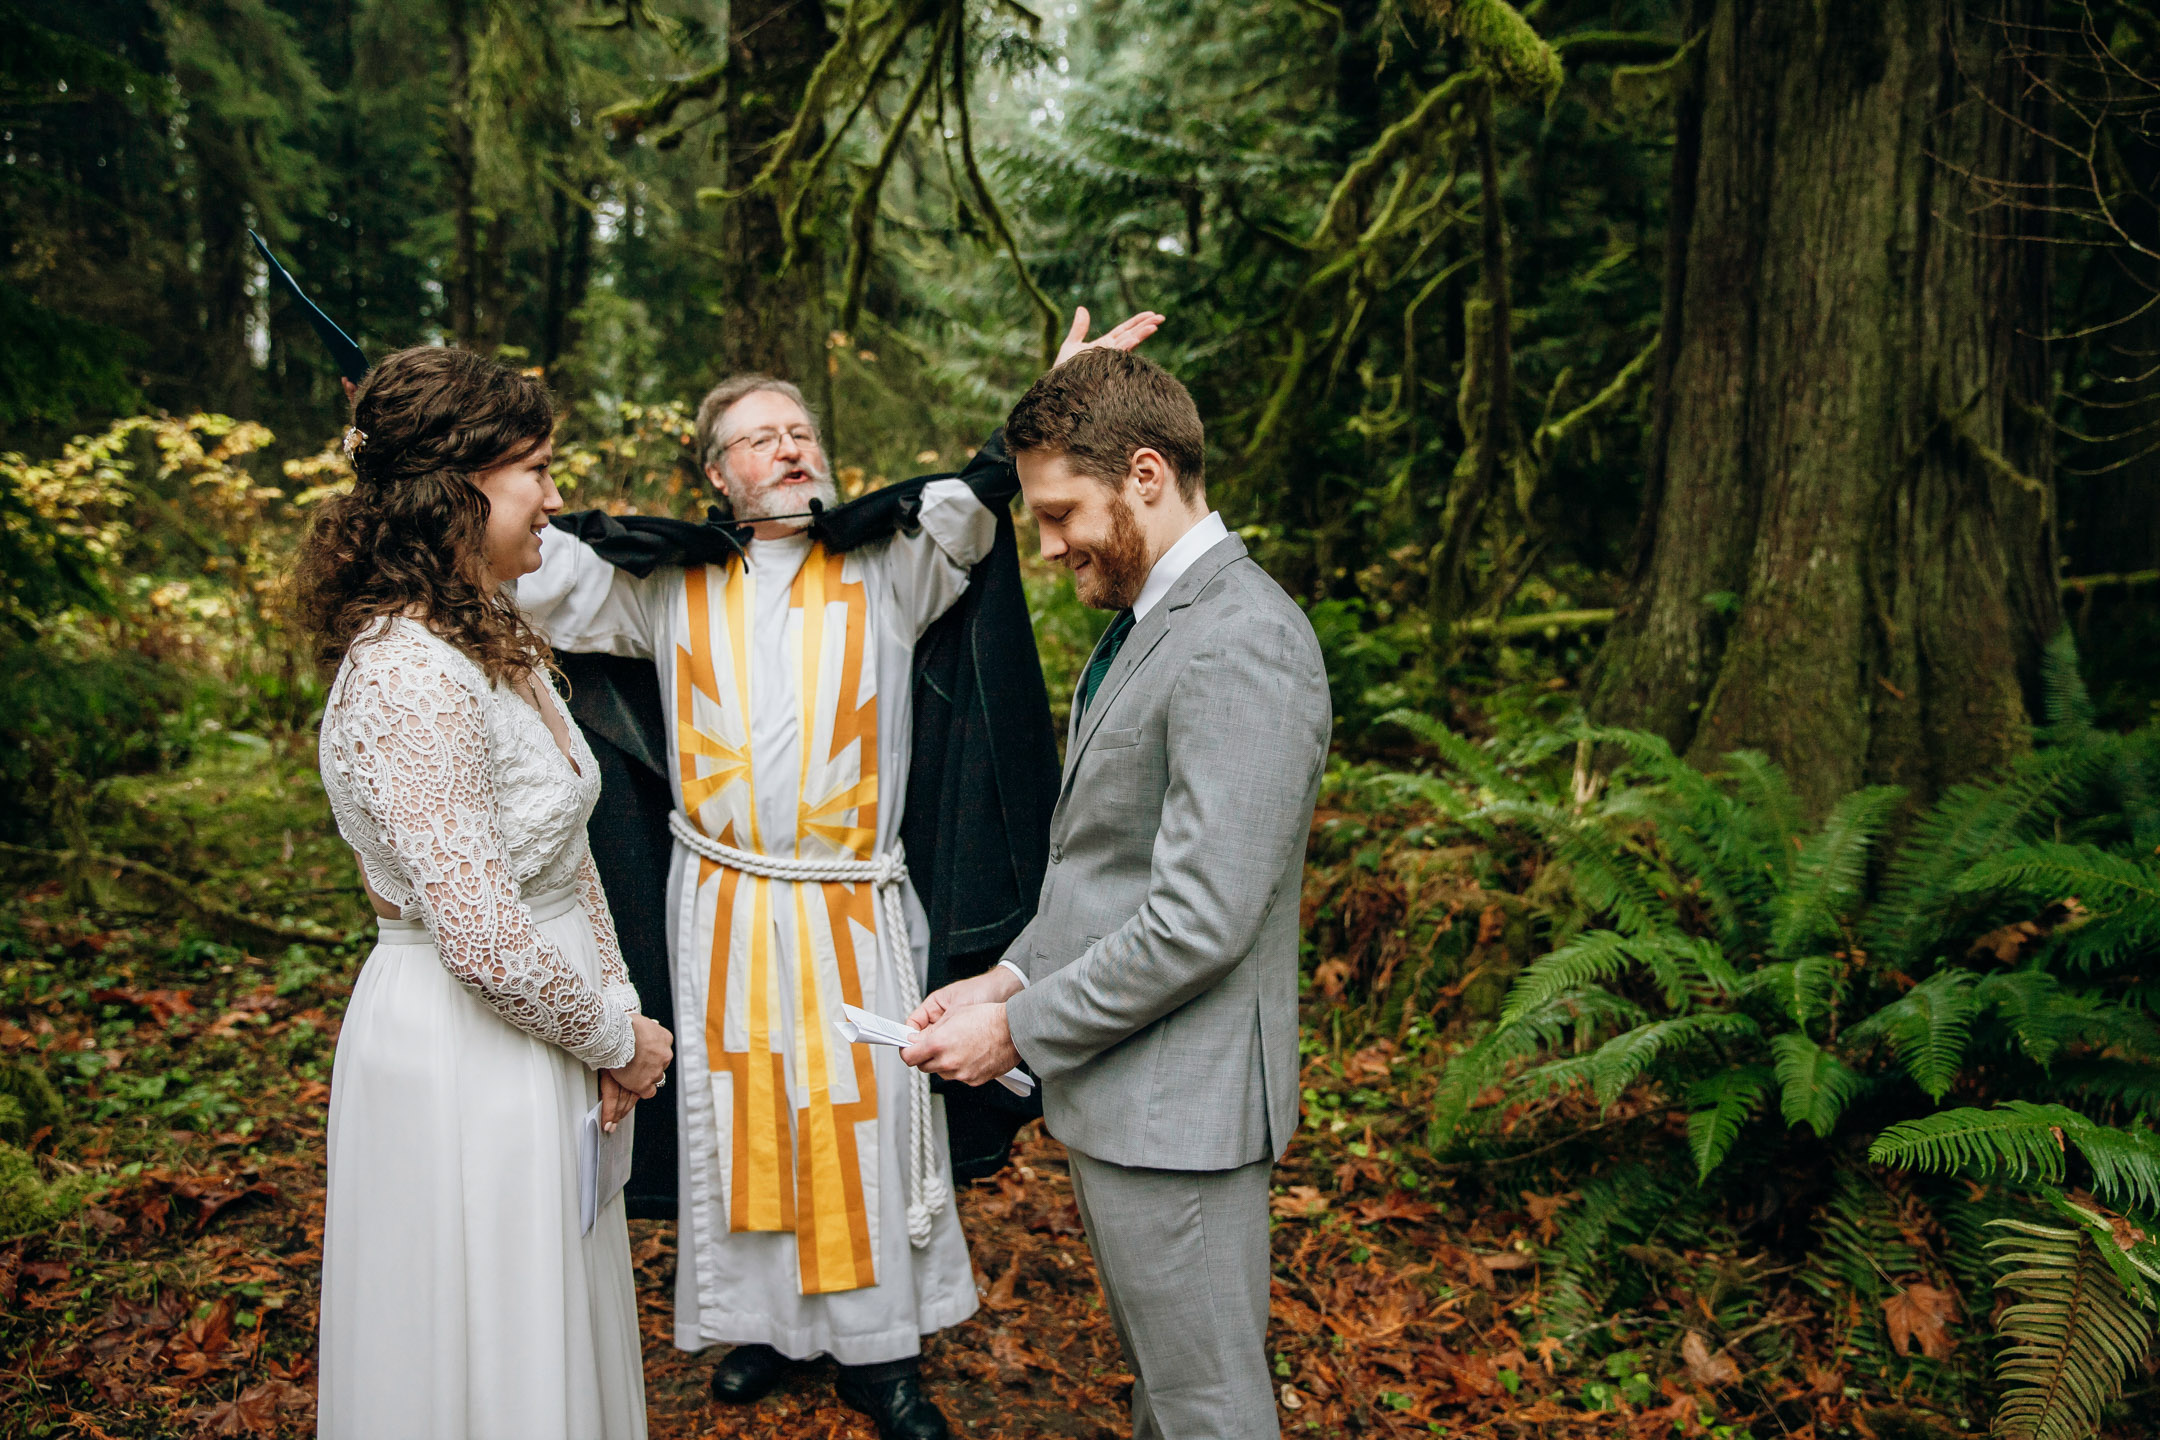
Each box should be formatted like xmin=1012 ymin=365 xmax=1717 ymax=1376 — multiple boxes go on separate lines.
xmin=296 ymin=346 xmax=673 ymax=1440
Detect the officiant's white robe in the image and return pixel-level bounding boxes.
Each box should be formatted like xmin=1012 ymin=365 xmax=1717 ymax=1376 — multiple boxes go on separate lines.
xmin=518 ymin=483 xmax=991 ymax=1363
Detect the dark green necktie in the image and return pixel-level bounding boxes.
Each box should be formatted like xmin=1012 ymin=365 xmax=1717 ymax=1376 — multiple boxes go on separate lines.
xmin=1078 ymin=609 xmax=1135 ymax=717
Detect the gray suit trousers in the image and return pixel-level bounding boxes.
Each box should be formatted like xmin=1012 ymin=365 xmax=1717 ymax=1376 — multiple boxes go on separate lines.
xmin=1066 ymin=1149 xmax=1279 ymax=1440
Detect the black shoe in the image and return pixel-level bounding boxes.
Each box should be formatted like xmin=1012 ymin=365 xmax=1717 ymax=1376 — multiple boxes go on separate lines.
xmin=835 ymin=1361 xmax=950 ymax=1440
xmin=709 ymin=1343 xmax=789 ymax=1404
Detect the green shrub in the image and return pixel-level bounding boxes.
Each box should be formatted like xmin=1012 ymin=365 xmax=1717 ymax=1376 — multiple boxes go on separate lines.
xmin=1397 ymin=633 xmax=2160 ymax=1437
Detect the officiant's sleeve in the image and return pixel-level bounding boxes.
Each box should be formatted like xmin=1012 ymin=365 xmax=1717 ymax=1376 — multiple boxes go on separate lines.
xmin=886 ymin=478 xmax=997 ymax=639
xmin=1005 ymin=609 xmax=1331 ymax=1081
xmin=517 ymin=525 xmax=663 ymax=659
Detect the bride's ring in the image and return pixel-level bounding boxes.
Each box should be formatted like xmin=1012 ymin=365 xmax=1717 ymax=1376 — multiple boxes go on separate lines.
xmin=654 ymin=1074 xmax=667 ymax=1090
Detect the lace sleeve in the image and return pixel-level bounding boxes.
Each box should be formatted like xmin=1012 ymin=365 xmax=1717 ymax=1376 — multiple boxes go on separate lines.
xmin=576 ymin=850 xmax=642 ymax=1018
xmin=330 ymin=649 xmax=637 ymax=1070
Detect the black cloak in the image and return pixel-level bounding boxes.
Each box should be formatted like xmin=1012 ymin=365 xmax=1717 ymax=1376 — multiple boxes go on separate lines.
xmin=550 ymin=433 xmax=1057 ymax=1220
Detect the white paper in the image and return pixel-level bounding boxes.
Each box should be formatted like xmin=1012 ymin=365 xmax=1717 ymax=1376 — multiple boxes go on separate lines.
xmin=836 ymin=1002 xmax=1036 ymax=1097
xmin=579 ymin=1101 xmax=636 ymax=1237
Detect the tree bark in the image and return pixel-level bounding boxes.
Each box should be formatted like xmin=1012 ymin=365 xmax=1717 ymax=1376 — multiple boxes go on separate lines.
xmin=1588 ymin=0 xmax=2058 ymax=813
xmin=718 ymin=0 xmax=830 ymax=379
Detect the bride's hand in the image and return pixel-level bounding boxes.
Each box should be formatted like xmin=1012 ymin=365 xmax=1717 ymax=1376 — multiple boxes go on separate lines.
xmin=599 ymin=1070 xmax=637 ymax=1132
xmin=607 ymin=1014 xmax=673 ymax=1100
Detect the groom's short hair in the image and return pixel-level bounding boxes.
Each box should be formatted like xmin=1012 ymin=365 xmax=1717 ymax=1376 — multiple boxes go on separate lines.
xmin=1006 ymin=349 xmax=1205 ymax=500
xmin=695 ymin=374 xmax=820 ymax=471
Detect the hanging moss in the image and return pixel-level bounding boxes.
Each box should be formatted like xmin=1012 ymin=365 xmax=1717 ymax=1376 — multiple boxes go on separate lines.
xmin=1416 ymin=0 xmax=1562 ymax=103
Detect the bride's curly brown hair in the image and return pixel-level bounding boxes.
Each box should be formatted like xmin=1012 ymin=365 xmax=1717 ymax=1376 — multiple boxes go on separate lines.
xmin=292 ymin=346 xmax=556 ymax=685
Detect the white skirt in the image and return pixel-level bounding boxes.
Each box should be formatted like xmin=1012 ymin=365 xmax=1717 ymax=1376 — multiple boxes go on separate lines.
xmin=318 ymin=888 xmax=647 ymax=1440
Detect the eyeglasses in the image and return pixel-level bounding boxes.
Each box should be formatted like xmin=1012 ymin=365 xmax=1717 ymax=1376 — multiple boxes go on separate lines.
xmin=723 ymin=426 xmax=820 ymax=457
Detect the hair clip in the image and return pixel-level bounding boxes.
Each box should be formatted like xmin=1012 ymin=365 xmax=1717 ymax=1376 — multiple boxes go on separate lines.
xmin=342 ymin=426 xmax=368 ymax=461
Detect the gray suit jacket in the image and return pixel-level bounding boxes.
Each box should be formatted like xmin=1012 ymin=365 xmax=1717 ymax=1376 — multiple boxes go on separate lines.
xmin=1003 ymin=534 xmax=1331 ymax=1171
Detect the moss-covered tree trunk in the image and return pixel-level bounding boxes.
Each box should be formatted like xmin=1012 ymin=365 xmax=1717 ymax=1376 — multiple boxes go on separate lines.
xmin=1588 ymin=0 xmax=2059 ymax=812
xmin=718 ymin=0 xmax=829 ymax=379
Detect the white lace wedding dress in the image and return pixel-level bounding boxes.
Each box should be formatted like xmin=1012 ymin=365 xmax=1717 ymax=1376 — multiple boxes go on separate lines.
xmin=315 ymin=617 xmax=648 ymax=1440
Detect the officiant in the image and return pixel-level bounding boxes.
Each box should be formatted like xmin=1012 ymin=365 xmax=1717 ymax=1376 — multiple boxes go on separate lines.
xmin=522 ymin=311 xmax=1158 ymax=1439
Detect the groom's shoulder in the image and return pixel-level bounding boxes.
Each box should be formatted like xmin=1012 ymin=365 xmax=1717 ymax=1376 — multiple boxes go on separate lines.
xmin=1187 ymin=554 xmax=1323 ymax=673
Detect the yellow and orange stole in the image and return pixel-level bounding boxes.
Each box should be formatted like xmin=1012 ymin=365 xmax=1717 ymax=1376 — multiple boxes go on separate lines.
xmin=675 ymin=544 xmax=885 ymax=1294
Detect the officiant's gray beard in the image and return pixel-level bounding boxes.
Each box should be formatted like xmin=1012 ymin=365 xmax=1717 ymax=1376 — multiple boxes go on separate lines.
xmin=720 ymin=455 xmax=839 ymax=526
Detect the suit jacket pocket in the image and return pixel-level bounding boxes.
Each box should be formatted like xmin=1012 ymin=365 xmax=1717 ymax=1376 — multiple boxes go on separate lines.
xmin=1092 ymin=726 xmax=1142 ymax=751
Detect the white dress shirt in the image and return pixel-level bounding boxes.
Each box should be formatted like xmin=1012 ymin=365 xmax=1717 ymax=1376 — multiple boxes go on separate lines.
xmin=999 ymin=509 xmax=1229 ymax=995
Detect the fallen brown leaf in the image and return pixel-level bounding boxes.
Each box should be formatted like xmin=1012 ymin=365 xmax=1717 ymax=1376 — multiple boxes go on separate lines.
xmin=1881 ymin=1283 xmax=1958 ymax=1360
xmin=1682 ymin=1330 xmax=1741 ymax=1387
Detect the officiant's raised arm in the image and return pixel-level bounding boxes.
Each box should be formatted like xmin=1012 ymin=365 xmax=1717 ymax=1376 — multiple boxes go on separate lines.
xmin=517 ymin=522 xmax=664 ymax=659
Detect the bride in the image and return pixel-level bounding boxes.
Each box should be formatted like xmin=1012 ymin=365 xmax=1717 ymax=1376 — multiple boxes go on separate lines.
xmin=295 ymin=346 xmax=673 ymax=1439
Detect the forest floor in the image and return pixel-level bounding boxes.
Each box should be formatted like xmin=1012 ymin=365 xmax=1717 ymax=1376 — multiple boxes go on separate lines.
xmin=0 ymin=741 xmax=1956 ymax=1439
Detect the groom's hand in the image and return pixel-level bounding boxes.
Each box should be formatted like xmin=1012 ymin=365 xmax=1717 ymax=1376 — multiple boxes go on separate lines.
xmin=1054 ymin=306 xmax=1164 ymax=370
xmin=902 ymin=1003 xmax=1020 ymax=1088
xmin=906 ymin=966 xmax=1022 ymax=1032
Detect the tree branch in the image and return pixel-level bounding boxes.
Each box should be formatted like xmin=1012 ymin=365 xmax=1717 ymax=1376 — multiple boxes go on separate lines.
xmin=0 ymin=842 xmax=353 ymax=947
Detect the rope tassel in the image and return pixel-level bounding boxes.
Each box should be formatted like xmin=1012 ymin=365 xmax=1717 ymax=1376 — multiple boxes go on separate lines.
xmin=668 ymin=811 xmax=948 ymax=1247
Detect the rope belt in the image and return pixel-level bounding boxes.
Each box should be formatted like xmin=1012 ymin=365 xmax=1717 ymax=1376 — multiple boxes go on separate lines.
xmin=666 ymin=810 xmax=946 ymax=1248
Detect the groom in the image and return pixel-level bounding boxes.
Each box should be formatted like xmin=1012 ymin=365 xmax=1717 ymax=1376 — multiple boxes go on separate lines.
xmin=903 ymin=349 xmax=1331 ymax=1439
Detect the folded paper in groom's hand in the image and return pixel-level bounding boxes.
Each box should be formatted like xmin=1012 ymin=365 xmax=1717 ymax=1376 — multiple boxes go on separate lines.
xmin=836 ymin=1003 xmax=1036 ymax=1097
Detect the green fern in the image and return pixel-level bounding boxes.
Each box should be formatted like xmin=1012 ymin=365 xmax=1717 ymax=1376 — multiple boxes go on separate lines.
xmin=1987 ymin=1208 xmax=2158 ymax=1440
xmin=1686 ymin=1068 xmax=1769 ymax=1181
xmin=1849 ymin=969 xmax=1980 ymax=1101
xmin=1770 ymin=785 xmax=1905 ymax=958
xmin=1498 ymin=928 xmax=1728 ymax=1023
xmin=2038 ymin=627 xmax=2095 ymax=743
xmin=1738 ymin=953 xmax=1846 ymax=1028
xmin=1770 ymin=1032 xmax=1864 ymax=1138
xmin=1869 ymin=1102 xmax=2160 ymax=1216
xmin=1869 ymin=745 xmax=2108 ymax=970
xmin=1959 ymin=843 xmax=2160 ymax=974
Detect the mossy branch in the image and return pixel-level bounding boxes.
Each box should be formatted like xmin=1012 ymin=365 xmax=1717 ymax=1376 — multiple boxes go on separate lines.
xmin=0 ymin=841 xmax=351 ymax=947
xmin=1307 ymin=70 xmax=1481 ymax=250
xmin=593 ymin=59 xmax=728 ymax=146
xmin=1533 ymin=335 xmax=1656 ymax=460
xmin=1553 ymin=31 xmax=1678 ymax=67
xmin=840 ymin=4 xmax=953 ymax=330
xmin=951 ymin=15 xmax=1059 ymax=364
xmin=1413 ymin=0 xmax=1562 ymax=102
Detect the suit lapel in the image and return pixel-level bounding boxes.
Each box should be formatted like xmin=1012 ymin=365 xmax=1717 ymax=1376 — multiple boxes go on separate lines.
xmin=1061 ymin=534 xmax=1248 ymax=784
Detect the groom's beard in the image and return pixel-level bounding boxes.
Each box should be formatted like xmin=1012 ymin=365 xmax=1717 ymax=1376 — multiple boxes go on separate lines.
xmin=724 ymin=455 xmax=839 ymax=526
xmin=1072 ymin=493 xmax=1150 ymax=611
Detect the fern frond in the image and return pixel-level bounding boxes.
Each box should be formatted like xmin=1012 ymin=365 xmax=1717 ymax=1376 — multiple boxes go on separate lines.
xmin=1769 ymin=1032 xmax=1863 ymax=1138
xmin=1988 ymin=1211 xmax=2157 ymax=1440
xmin=1686 ymin=1068 xmax=1770 ymax=1182
xmin=1740 ymin=954 xmax=1847 ymax=1028
xmin=1960 ymin=843 xmax=2160 ymax=976
xmin=1869 ymin=746 xmax=2108 ymax=969
xmin=2056 ymin=1059 xmax=2160 ymax=1121
xmin=1870 ymin=1101 xmax=2160 ymax=1216
xmin=1378 ymin=707 xmax=1533 ymax=804
xmin=1770 ymin=785 xmax=1905 ymax=958
xmin=1975 ymin=970 xmax=2083 ymax=1068
xmin=2038 ymin=627 xmax=2095 ymax=742
xmin=1498 ymin=929 xmax=1726 ymax=1024
xmin=1479 ymin=798 xmax=1678 ymax=936
xmin=1849 ymin=968 xmax=1979 ymax=1100
xmin=1581 ymin=1011 xmax=1759 ymax=1107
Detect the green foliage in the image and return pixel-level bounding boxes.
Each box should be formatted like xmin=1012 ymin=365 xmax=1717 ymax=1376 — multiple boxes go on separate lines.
xmin=1871 ymin=1105 xmax=2160 ymax=1228
xmin=0 ymin=1142 xmax=100 ymax=1240
xmin=0 ymin=1059 xmax=67 ymax=1148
